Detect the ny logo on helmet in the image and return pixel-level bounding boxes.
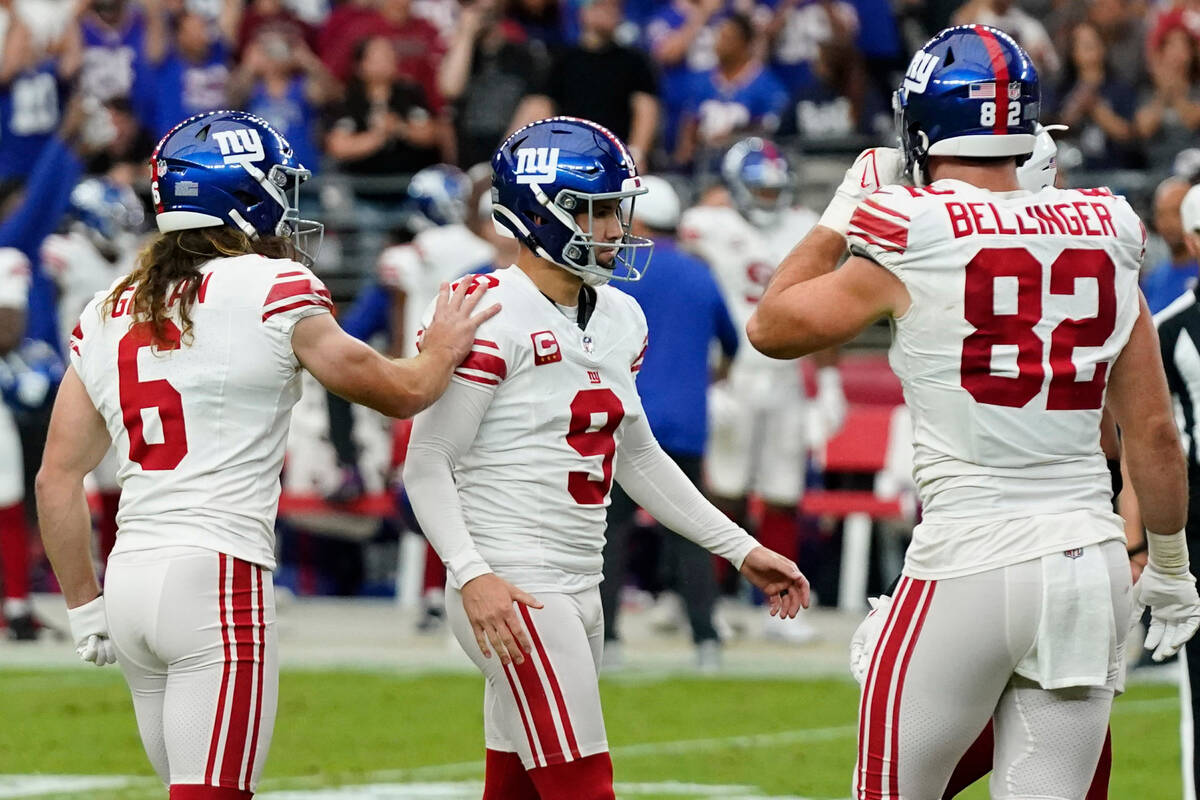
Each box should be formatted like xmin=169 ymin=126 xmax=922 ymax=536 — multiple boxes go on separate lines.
xmin=903 ymin=51 xmax=939 ymax=95
xmin=515 ymin=147 xmax=560 ymax=184
xmin=212 ymin=128 xmax=265 ymax=164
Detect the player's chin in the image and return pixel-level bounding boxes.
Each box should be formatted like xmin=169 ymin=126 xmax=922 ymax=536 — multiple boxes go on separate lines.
xmin=595 ymin=251 xmax=617 ymax=269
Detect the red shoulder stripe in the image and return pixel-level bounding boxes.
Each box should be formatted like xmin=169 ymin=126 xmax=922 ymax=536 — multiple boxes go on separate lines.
xmin=265 ymin=278 xmax=331 ymax=308
xmin=849 ymin=208 xmax=908 ymax=250
xmin=459 ymin=350 xmax=507 ymax=380
xmin=454 ymin=372 xmax=500 ymax=386
xmin=847 ymin=230 xmax=904 ymax=254
xmin=863 ymin=198 xmax=910 ymax=222
xmin=262 ymin=297 xmax=333 ymax=323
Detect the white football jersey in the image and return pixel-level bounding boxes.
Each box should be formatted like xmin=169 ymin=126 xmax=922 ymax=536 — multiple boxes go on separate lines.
xmin=679 ymin=204 xmax=817 ymax=382
xmin=69 ymin=254 xmax=333 ymax=569
xmin=42 ymin=231 xmax=138 ymax=352
xmin=418 ymin=266 xmax=648 ymax=592
xmin=0 ymin=248 xmax=30 ymax=310
xmin=377 ymin=223 xmax=497 ymax=356
xmin=848 ymin=180 xmax=1143 ymax=575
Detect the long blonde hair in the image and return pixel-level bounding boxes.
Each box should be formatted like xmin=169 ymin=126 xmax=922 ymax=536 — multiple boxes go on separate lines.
xmin=104 ymin=227 xmax=291 ymax=345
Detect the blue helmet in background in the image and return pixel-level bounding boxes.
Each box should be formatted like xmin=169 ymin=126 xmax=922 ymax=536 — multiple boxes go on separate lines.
xmin=66 ymin=177 xmax=146 ymax=259
xmin=407 ymin=164 xmax=473 ymax=230
xmin=492 ymin=116 xmax=652 ymax=286
xmin=722 ymin=137 xmax=795 ymax=228
xmin=894 ymin=25 xmax=1039 ymax=185
xmin=151 ymin=110 xmax=322 ymax=265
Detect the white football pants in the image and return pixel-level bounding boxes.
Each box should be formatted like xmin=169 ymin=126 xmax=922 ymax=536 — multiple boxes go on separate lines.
xmin=105 ymin=546 xmax=278 ymax=792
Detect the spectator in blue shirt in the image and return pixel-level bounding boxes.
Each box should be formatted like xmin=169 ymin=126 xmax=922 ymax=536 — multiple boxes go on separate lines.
xmin=138 ymin=0 xmax=237 ymax=137
xmin=1144 ymin=177 xmax=1199 ymax=314
xmin=602 ymin=176 xmax=739 ymax=671
xmin=228 ymin=30 xmax=338 ymax=175
xmin=675 ymin=13 xmax=788 ymax=169
xmin=644 ymin=0 xmax=724 ymax=164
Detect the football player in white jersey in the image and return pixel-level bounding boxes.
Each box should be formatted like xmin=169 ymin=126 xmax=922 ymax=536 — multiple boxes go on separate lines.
xmin=378 ymin=164 xmax=499 ymax=358
xmin=749 ymin=26 xmax=1200 ymax=800
xmin=403 ymin=116 xmax=810 ymax=800
xmin=678 ymin=137 xmax=844 ymax=642
xmin=42 ymin=177 xmax=148 ymax=566
xmin=35 ymin=110 xmax=497 ymax=800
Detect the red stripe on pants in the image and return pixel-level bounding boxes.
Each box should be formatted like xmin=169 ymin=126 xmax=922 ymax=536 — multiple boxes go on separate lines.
xmin=857 ymin=577 xmax=921 ymax=799
xmin=501 ymin=665 xmax=541 ymax=766
xmin=888 ymin=581 xmax=935 ymax=798
xmin=205 ymin=555 xmax=234 ymax=784
xmin=519 ymin=604 xmax=581 ymax=761
xmin=243 ymin=566 xmax=267 ymax=790
xmin=220 ymin=560 xmax=256 ymax=789
xmin=511 ymin=636 xmax=568 ymax=765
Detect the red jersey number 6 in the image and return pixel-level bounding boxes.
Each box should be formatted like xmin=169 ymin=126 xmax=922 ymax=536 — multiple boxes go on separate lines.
xmin=118 ymin=321 xmax=189 ymax=470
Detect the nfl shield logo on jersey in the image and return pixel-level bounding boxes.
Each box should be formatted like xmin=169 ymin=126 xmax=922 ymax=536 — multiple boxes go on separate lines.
xmin=531 ymin=331 xmax=562 ymax=365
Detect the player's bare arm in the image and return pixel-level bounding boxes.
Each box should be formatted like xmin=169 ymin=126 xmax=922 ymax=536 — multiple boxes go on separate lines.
xmin=748 ymin=231 xmax=909 ymax=358
xmin=1108 ymin=296 xmax=1188 ymax=534
xmin=36 ymin=367 xmax=119 ymax=666
xmin=1108 ymin=294 xmax=1200 ymax=660
xmin=292 ymin=278 xmax=500 ymax=419
xmin=747 ymin=147 xmax=912 ymax=358
xmin=36 ymin=367 xmax=111 ymax=609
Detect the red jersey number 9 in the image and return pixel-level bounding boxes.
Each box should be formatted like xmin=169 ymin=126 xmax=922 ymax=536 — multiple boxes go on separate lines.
xmin=566 ymin=388 xmax=625 ymax=504
xmin=118 ymin=321 xmax=189 ymax=470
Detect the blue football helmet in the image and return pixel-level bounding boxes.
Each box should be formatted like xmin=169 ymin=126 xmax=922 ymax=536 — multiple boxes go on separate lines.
xmin=407 ymin=164 xmax=473 ymax=231
xmin=66 ymin=177 xmax=146 ymax=260
xmin=491 ymin=116 xmax=652 ymax=286
xmin=722 ymin=137 xmax=794 ymax=228
xmin=150 ymin=110 xmax=322 ymax=266
xmin=894 ymin=25 xmax=1039 ymax=185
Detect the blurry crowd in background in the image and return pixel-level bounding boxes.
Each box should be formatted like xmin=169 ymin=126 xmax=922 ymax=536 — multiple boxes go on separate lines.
xmin=6 ymin=0 xmax=1200 ymax=663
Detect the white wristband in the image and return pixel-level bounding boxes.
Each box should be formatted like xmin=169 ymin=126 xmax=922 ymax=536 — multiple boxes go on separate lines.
xmin=1146 ymin=529 xmax=1189 ymax=574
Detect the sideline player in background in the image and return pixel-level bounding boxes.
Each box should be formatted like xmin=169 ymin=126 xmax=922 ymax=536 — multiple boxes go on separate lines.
xmin=36 ymin=110 xmax=497 ymax=800
xmin=749 ymin=26 xmax=1200 ymax=799
xmin=679 ymin=137 xmax=844 ymax=641
xmin=42 ymin=178 xmax=149 ymax=566
xmin=0 ymin=249 xmax=35 ymax=639
xmin=404 ymin=116 xmax=810 ymax=800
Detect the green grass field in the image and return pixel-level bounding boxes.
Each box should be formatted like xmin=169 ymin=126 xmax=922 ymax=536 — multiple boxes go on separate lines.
xmin=0 ymin=669 xmax=1182 ymax=799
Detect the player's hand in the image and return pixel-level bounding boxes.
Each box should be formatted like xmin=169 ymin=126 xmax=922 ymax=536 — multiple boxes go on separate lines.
xmin=460 ymin=573 xmax=543 ymax=666
xmin=421 ymin=278 xmax=502 ymax=366
xmin=1132 ymin=564 xmax=1200 ymax=662
xmin=738 ymin=546 xmax=810 ymax=619
xmin=817 ymin=147 xmax=906 ymax=237
xmin=66 ymin=595 xmax=117 ymax=667
xmin=849 ymin=594 xmax=891 ymax=685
